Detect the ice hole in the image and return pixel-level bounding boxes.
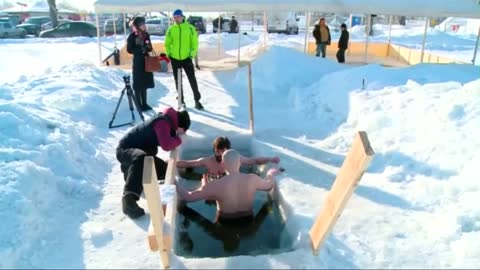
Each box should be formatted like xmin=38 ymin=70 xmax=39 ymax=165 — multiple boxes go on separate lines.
xmin=173 ymin=135 xmax=297 ymax=258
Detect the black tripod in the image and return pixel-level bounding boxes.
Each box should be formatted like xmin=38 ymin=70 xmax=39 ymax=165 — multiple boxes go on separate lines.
xmin=108 ymin=75 xmax=145 ymax=129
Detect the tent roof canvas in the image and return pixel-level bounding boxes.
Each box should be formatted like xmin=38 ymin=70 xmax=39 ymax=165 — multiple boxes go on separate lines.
xmin=94 ymin=0 xmax=480 ymax=19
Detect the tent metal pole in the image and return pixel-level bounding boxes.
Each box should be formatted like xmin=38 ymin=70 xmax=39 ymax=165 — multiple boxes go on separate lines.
xmin=167 ymin=11 xmax=171 ymax=28
xmin=304 ymin=12 xmax=310 ymax=54
xmin=96 ymin=13 xmax=102 ymax=65
xmin=387 ymin=15 xmax=393 ymax=56
xmin=217 ymin=12 xmax=221 ymax=57
xmin=420 ymin=17 xmax=429 ymax=63
xmin=472 ymin=26 xmax=480 ymax=65
xmin=112 ymin=13 xmax=117 ymax=48
xmin=348 ymin=14 xmax=352 ymax=56
xmin=123 ymin=13 xmax=127 ymax=42
xmin=364 ymin=14 xmax=370 ymax=63
xmin=263 ymin=11 xmax=267 ymax=48
xmin=237 ymin=25 xmax=241 ymax=65
xmin=387 ymin=15 xmax=393 ymax=45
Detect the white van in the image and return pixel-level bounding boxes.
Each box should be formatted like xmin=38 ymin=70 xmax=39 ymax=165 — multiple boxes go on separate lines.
xmin=267 ymin=12 xmax=300 ymax=34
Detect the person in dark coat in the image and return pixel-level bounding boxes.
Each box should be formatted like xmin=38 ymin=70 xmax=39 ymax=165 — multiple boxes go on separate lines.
xmin=336 ymin=23 xmax=349 ymax=63
xmin=116 ymin=107 xmax=191 ymax=219
xmin=230 ymin=16 xmax=238 ymax=33
xmin=312 ymin=18 xmax=331 ymax=58
xmin=127 ymin=17 xmax=154 ymax=111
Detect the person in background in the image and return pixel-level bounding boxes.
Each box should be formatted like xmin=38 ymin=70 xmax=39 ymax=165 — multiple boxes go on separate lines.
xmin=116 ymin=107 xmax=191 ymax=219
xmin=230 ymin=16 xmax=238 ymax=33
xmin=312 ymin=18 xmax=331 ymax=58
xmin=176 ymin=136 xmax=280 ymax=177
xmin=336 ymin=23 xmax=349 ymax=63
xmin=127 ymin=17 xmax=154 ymax=111
xmin=159 ymin=53 xmax=170 ymax=73
xmin=165 ymin=9 xmax=204 ymax=110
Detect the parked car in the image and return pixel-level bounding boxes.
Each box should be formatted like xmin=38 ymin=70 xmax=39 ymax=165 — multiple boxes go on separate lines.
xmin=0 ymin=22 xmax=26 ymax=38
xmin=41 ymin=19 xmax=71 ymax=31
xmin=17 ymin=16 xmax=50 ymax=36
xmin=103 ymin=18 xmax=126 ymax=36
xmin=146 ymin=18 xmax=168 ymax=36
xmin=187 ymin=16 xmax=206 ymax=34
xmin=212 ymin=17 xmax=232 ymax=33
xmin=39 ymin=21 xmax=97 ymax=38
xmin=0 ymin=15 xmax=21 ymax=26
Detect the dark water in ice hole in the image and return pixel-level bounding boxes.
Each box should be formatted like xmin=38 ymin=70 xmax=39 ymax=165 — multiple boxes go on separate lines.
xmin=174 ymin=149 xmax=295 ymax=258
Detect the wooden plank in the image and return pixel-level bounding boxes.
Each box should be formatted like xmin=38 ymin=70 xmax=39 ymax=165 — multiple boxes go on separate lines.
xmin=309 ymin=131 xmax=375 ymax=253
xmin=142 ymin=156 xmax=170 ymax=269
xmin=147 ymin=148 xmax=180 ymax=256
xmin=148 ymin=204 xmax=168 ymax=251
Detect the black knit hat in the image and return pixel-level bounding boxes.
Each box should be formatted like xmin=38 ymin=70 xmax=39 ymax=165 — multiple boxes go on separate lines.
xmin=341 ymin=23 xmax=347 ymax=29
xmin=132 ymin=17 xmax=146 ymax=27
xmin=177 ymin=110 xmax=191 ymax=131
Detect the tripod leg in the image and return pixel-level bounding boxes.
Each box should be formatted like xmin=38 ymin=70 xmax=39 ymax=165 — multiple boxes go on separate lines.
xmin=128 ymin=86 xmax=145 ymax=122
xmin=109 ymin=88 xmax=127 ymax=128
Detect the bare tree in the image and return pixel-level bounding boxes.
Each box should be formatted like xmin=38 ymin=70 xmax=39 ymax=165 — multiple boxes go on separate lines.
xmin=47 ymin=0 xmax=59 ymax=27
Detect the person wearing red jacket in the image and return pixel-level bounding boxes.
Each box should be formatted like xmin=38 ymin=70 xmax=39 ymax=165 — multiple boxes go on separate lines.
xmin=159 ymin=53 xmax=170 ymax=73
xmin=116 ymin=107 xmax=190 ymax=219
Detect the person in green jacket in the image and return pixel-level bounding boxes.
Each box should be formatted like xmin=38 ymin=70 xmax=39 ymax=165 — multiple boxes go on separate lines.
xmin=165 ymin=9 xmax=204 ymax=110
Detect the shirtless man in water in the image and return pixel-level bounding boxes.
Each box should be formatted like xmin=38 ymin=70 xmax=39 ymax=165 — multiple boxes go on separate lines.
xmin=176 ymin=136 xmax=280 ymax=177
xmin=175 ymin=149 xmax=283 ymax=219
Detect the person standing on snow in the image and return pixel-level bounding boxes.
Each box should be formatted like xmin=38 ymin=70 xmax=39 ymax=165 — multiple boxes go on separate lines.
xmin=336 ymin=23 xmax=349 ymax=63
xmin=230 ymin=16 xmax=238 ymax=33
xmin=116 ymin=107 xmax=191 ymax=219
xmin=165 ymin=9 xmax=204 ymax=110
xmin=312 ymin=18 xmax=331 ymax=58
xmin=127 ymin=17 xmax=154 ymax=111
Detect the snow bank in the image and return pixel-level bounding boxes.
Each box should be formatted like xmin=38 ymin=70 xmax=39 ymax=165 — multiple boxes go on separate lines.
xmin=0 ymin=64 xmax=129 ymax=268
xmin=225 ymin=46 xmax=349 ymax=94
xmin=291 ymin=63 xmax=480 ymax=137
xmin=320 ymin=78 xmax=480 ymax=268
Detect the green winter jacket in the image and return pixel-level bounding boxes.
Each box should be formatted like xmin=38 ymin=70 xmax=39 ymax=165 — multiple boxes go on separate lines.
xmin=165 ymin=22 xmax=198 ymax=60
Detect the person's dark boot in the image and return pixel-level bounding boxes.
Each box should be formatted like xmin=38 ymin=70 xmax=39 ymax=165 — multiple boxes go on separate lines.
xmin=122 ymin=194 xmax=145 ymax=219
xmin=196 ymin=65 xmax=201 ymax=70
xmin=195 ymin=101 xmax=204 ymax=110
xmin=142 ymin=104 xmax=153 ymax=111
xmin=141 ymin=90 xmax=153 ymax=111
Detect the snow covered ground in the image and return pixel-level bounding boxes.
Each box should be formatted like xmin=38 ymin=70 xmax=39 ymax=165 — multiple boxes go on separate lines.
xmin=0 ymin=23 xmax=480 ymax=269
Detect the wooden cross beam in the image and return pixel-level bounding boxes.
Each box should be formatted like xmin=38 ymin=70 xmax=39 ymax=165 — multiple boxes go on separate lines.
xmin=309 ymin=131 xmax=375 ymax=254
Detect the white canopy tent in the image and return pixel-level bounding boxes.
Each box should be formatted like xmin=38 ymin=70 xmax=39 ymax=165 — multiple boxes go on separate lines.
xmin=93 ymin=0 xmax=480 ymax=65
xmin=94 ymin=0 xmax=480 ymax=18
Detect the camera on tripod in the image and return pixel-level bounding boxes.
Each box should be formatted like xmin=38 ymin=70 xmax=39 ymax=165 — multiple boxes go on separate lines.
xmin=123 ymin=75 xmax=131 ymax=86
xmin=109 ymin=74 xmax=144 ymax=129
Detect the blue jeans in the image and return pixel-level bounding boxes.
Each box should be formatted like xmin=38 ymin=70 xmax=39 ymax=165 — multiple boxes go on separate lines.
xmin=316 ymin=43 xmax=327 ymax=58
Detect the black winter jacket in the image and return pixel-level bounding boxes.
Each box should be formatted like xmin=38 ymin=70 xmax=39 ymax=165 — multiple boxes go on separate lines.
xmin=312 ymin=25 xmax=331 ymax=45
xmin=338 ymin=29 xmax=349 ymax=50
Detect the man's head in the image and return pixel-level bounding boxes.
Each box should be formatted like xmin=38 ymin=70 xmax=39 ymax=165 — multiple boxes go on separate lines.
xmin=319 ymin=18 xmax=326 ymax=26
xmin=232 ymin=16 xmax=235 ymax=19
xmin=213 ymin=136 xmax=231 ymax=162
xmin=133 ymin=17 xmax=146 ymax=31
xmin=173 ymin=9 xmax=184 ymax=24
xmin=341 ymin=23 xmax=347 ymax=30
xmin=222 ymin=149 xmax=241 ymax=173
xmin=177 ymin=110 xmax=190 ymax=135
